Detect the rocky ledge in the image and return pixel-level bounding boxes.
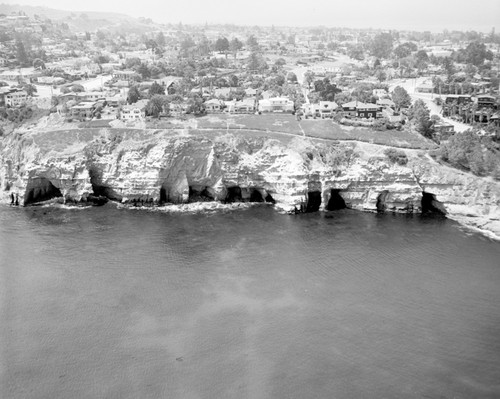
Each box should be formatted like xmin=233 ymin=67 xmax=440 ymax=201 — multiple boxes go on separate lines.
xmin=1 ymin=127 xmax=499 ymax=239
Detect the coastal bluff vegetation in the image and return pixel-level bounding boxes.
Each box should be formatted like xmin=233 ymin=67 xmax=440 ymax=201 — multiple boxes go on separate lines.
xmin=1 ymin=113 xmax=499 ymax=238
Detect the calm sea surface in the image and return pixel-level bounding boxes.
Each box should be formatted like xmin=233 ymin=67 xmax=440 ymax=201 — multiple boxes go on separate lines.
xmin=1 ymin=204 xmax=500 ymax=399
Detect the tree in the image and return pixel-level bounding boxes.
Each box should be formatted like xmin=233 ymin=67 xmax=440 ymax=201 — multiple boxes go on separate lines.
xmin=246 ymin=35 xmax=259 ymax=50
xmin=156 ymin=32 xmax=166 ymax=48
xmin=23 ymin=83 xmax=37 ymax=96
xmin=287 ymin=72 xmax=298 ymax=83
xmin=375 ymin=69 xmax=387 ymax=82
xmin=186 ymin=93 xmax=205 ymax=115
xmin=408 ymin=99 xmax=434 ymax=138
xmin=148 ymin=82 xmax=165 ymax=97
xmin=347 ymin=44 xmax=364 ymax=61
xmin=15 ymin=38 xmax=29 ymax=66
xmin=70 ymin=84 xmax=85 ymax=93
xmin=370 ymin=32 xmax=394 ymax=59
xmin=391 ymin=86 xmax=412 ymax=110
xmin=137 ymin=63 xmax=151 ymax=80
xmin=127 ymin=85 xmax=141 ymax=104
xmin=464 ymin=41 xmax=493 ymax=66
xmin=33 ymin=58 xmax=46 ymax=70
xmin=274 ymin=58 xmax=286 ymax=69
xmin=393 ymin=42 xmax=417 ymax=59
xmin=442 ymin=57 xmax=455 ymax=83
xmin=196 ymin=36 xmax=212 ymax=56
xmin=314 ymin=78 xmax=341 ymax=102
xmin=180 ymin=35 xmax=196 ymax=57
xmin=215 ymin=37 xmax=230 ymax=55
xmin=247 ymin=52 xmax=267 ymax=71
xmin=229 ymin=37 xmax=243 ymax=58
xmin=304 ymin=71 xmax=315 ymax=89
xmin=415 ymin=49 xmax=429 ymax=63
xmin=146 ymin=95 xmax=168 ymax=118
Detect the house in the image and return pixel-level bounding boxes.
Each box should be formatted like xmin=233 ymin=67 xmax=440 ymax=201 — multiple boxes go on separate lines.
xmin=155 ymin=77 xmax=182 ymax=94
xmin=476 ymin=95 xmax=497 ymax=110
xmin=340 ymin=101 xmax=359 ymax=117
xmin=112 ymin=70 xmax=138 ymax=81
xmin=5 ymin=90 xmax=28 ymax=107
xmin=213 ymin=87 xmax=232 ymax=99
xmin=258 ymin=97 xmax=294 ymax=113
xmin=341 ymin=101 xmax=380 ymax=119
xmin=105 ymin=94 xmax=123 ymax=108
xmin=377 ymin=98 xmax=395 ymax=109
xmin=373 ymin=88 xmax=388 ymax=99
xmin=416 ymin=82 xmax=435 ymax=93
xmin=356 ymin=103 xmax=381 ymax=119
xmin=71 ymin=101 xmax=96 ymax=120
xmin=225 ymin=98 xmax=256 ymax=113
xmin=433 ymin=121 xmax=455 ymax=141
xmin=169 ymin=102 xmax=188 ymax=116
xmin=244 ymin=88 xmax=258 ymax=97
xmin=37 ymin=76 xmax=65 ymax=85
xmin=382 ymin=107 xmax=403 ymax=123
xmin=204 ymin=98 xmax=225 ymax=113
xmin=82 ymin=92 xmax=106 ymax=102
xmin=444 ymin=95 xmax=472 ymax=105
xmin=120 ymin=99 xmax=148 ymax=121
xmin=303 ymin=101 xmax=338 ymax=118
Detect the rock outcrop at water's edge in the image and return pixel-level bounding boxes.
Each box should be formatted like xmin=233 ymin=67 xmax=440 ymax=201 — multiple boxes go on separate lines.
xmin=1 ymin=128 xmax=499 ymax=239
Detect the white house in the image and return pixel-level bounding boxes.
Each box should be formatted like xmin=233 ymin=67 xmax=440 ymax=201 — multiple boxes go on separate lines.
xmin=258 ymin=97 xmax=294 ymax=113
xmin=5 ymin=90 xmax=28 ymax=107
xmin=120 ymin=99 xmax=147 ymax=121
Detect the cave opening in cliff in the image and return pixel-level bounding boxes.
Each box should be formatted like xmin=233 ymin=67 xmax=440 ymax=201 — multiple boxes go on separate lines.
xmin=225 ymin=186 xmax=243 ymax=203
xmin=88 ymin=166 xmax=122 ymax=202
xmin=421 ymin=192 xmax=447 ymax=215
xmin=249 ymin=188 xmax=264 ymax=202
xmin=326 ymin=189 xmax=346 ymax=211
xmin=24 ymin=177 xmax=62 ymax=205
xmin=265 ymin=193 xmax=275 ymax=204
xmin=159 ymin=185 xmax=167 ymax=204
xmin=376 ymin=190 xmax=389 ymax=213
xmin=189 ymin=186 xmax=215 ymax=202
xmin=306 ymin=191 xmax=322 ymax=213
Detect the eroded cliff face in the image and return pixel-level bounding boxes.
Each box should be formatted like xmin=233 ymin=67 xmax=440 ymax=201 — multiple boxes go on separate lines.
xmin=1 ymin=128 xmax=499 ymax=238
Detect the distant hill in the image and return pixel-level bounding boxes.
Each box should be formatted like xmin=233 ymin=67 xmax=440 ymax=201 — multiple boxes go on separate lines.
xmin=0 ymin=3 xmax=160 ymax=33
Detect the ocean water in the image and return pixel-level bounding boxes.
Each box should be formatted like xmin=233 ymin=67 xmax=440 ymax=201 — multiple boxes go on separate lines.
xmin=1 ymin=204 xmax=500 ymax=399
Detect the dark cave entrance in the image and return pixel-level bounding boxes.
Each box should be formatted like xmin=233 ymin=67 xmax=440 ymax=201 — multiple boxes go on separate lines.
xmin=225 ymin=186 xmax=243 ymax=203
xmin=88 ymin=167 xmax=121 ymax=202
xmin=265 ymin=192 xmax=275 ymax=204
xmin=326 ymin=189 xmax=346 ymax=211
xmin=159 ymin=185 xmax=167 ymax=204
xmin=189 ymin=186 xmax=215 ymax=202
xmin=249 ymin=188 xmax=264 ymax=202
xmin=24 ymin=177 xmax=62 ymax=205
xmin=305 ymin=191 xmax=322 ymax=213
xmin=421 ymin=192 xmax=447 ymax=215
xmin=376 ymin=190 xmax=389 ymax=213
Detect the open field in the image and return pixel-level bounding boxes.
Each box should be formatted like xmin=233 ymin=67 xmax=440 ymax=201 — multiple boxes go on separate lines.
xmin=176 ymin=114 xmax=436 ymax=149
xmin=22 ymin=113 xmax=436 ymax=151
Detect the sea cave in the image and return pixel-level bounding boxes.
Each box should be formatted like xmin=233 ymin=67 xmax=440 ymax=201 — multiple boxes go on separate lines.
xmin=326 ymin=189 xmax=346 ymax=211
xmin=24 ymin=177 xmax=62 ymax=205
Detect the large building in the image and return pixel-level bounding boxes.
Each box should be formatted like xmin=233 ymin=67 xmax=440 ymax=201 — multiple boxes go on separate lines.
xmin=258 ymin=97 xmax=294 ymax=113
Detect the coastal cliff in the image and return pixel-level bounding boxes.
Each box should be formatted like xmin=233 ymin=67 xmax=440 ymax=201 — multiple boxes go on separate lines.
xmin=1 ymin=126 xmax=499 ymax=238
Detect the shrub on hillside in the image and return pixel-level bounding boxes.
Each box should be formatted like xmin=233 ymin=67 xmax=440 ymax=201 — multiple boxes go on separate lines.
xmin=439 ymin=129 xmax=500 ymax=178
xmin=384 ymin=148 xmax=408 ymax=165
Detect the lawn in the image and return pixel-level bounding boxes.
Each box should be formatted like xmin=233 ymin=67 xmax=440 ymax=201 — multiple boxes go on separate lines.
xmin=193 ymin=114 xmax=436 ymax=149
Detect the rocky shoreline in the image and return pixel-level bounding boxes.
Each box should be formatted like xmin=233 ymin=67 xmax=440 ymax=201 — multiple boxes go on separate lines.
xmin=1 ymin=127 xmax=499 ymax=240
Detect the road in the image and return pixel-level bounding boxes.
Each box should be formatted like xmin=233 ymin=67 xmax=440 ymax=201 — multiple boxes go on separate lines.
xmin=388 ymin=77 xmax=470 ymax=133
